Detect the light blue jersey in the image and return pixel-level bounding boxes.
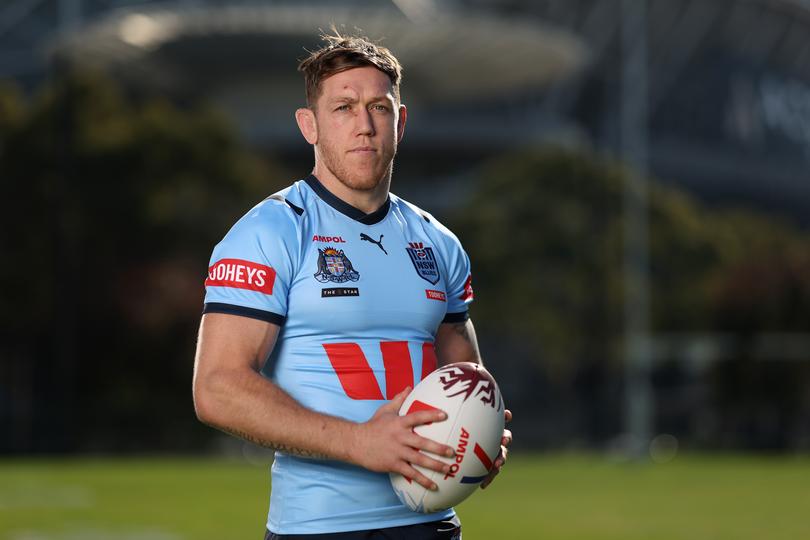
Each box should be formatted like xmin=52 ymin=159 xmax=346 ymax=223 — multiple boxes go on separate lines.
xmin=203 ymin=175 xmax=474 ymax=534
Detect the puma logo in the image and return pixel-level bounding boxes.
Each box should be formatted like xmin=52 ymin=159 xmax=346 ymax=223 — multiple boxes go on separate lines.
xmin=360 ymin=233 xmax=387 ymax=255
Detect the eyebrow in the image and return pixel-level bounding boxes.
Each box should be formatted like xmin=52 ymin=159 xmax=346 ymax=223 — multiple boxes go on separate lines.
xmin=328 ymin=95 xmax=393 ymax=104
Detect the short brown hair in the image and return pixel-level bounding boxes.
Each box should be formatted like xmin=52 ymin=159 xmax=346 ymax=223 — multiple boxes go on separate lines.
xmin=298 ymin=30 xmax=403 ymax=108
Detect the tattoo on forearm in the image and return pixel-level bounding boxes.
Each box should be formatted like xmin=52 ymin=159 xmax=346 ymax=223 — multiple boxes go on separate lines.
xmin=221 ymin=426 xmax=330 ymax=460
xmin=451 ymin=322 xmax=481 ymax=360
xmin=451 ymin=322 xmax=472 ymax=340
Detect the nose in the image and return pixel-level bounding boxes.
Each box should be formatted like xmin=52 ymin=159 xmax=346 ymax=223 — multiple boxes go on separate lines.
xmin=356 ymin=108 xmax=375 ymax=137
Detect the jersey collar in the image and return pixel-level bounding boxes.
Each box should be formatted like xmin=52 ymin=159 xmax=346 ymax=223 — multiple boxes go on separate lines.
xmin=304 ymin=174 xmax=391 ymax=225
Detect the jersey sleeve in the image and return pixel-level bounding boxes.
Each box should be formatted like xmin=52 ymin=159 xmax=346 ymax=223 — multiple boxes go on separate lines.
xmin=443 ymin=241 xmax=474 ymax=322
xmin=422 ymin=214 xmax=473 ymax=322
xmin=203 ymin=200 xmax=299 ymax=325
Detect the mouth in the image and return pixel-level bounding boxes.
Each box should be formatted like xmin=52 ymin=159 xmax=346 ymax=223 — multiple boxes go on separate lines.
xmin=349 ymin=146 xmax=377 ymax=154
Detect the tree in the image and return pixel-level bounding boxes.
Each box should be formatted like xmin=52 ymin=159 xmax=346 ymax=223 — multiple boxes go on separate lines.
xmin=0 ymin=72 xmax=286 ymax=452
xmin=451 ymin=147 xmax=810 ymax=449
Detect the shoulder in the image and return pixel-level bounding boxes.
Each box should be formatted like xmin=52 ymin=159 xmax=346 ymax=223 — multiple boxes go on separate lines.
xmin=261 ymin=181 xmax=308 ymax=220
xmin=220 ymin=181 xmax=308 ymax=245
xmin=391 ymin=194 xmax=465 ymax=252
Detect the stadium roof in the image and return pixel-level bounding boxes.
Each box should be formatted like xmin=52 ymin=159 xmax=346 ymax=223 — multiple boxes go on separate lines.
xmin=48 ymin=3 xmax=587 ymax=103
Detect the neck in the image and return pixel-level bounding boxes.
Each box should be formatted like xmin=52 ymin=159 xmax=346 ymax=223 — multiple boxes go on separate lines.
xmin=311 ymin=163 xmax=391 ymax=215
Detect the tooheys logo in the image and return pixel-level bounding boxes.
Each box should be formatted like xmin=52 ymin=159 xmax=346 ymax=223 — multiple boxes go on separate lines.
xmin=205 ymin=259 xmax=276 ymax=295
xmin=425 ymin=290 xmax=446 ymax=302
xmin=444 ymin=427 xmax=470 ymax=479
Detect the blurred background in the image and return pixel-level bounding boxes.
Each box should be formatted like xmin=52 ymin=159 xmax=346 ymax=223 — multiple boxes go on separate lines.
xmin=1 ymin=0 xmax=809 ymax=538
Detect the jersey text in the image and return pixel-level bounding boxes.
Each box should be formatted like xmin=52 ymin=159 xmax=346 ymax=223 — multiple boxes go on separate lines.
xmin=313 ymin=235 xmax=346 ymax=243
xmin=205 ymin=258 xmax=276 ymax=295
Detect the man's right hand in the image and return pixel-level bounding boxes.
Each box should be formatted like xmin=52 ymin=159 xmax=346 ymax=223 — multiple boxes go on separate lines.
xmin=350 ymin=387 xmax=455 ymax=491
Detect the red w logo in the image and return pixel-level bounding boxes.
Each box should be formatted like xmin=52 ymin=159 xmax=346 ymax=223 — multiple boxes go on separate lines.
xmin=322 ymin=341 xmax=437 ymax=400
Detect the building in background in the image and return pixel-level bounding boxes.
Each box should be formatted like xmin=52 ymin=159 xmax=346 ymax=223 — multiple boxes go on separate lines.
xmin=2 ymin=0 xmax=809 ymax=220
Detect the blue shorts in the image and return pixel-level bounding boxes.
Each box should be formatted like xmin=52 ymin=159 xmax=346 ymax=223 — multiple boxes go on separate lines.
xmin=265 ymin=516 xmax=462 ymax=540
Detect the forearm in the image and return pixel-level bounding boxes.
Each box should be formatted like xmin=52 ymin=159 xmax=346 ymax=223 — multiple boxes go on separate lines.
xmin=435 ymin=318 xmax=483 ymax=366
xmin=194 ymin=367 xmax=356 ymax=461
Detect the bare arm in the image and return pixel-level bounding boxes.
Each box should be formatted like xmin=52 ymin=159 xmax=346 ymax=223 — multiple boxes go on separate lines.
xmin=434 ymin=316 xmax=512 ymax=489
xmin=434 ymin=318 xmax=483 ymax=367
xmin=192 ymin=313 xmax=344 ymax=459
xmin=192 ymin=313 xmax=455 ymax=489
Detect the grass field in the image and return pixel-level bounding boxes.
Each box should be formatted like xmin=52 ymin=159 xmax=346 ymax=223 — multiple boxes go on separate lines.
xmin=1 ymin=453 xmax=808 ymax=539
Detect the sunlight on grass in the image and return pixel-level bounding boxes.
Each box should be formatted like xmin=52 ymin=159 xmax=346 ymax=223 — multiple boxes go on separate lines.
xmin=1 ymin=454 xmax=808 ymax=540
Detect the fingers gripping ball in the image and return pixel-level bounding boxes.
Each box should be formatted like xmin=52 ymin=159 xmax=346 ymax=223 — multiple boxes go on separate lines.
xmin=389 ymin=362 xmax=506 ymax=513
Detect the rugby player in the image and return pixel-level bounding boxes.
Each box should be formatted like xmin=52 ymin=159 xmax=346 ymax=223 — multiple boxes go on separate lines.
xmin=193 ymin=30 xmax=512 ymax=539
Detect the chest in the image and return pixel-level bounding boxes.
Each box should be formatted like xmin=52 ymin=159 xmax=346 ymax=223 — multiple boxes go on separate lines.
xmin=285 ymin=215 xmax=449 ymax=339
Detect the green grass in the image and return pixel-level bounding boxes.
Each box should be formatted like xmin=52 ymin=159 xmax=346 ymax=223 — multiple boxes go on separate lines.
xmin=0 ymin=454 xmax=808 ymax=539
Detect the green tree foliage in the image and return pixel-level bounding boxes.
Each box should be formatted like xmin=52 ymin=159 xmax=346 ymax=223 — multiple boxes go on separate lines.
xmin=452 ymin=147 xmax=810 ymax=448
xmin=453 ymin=147 xmax=810 ymax=374
xmin=0 ymin=72 xmax=285 ymax=451
xmin=708 ymin=211 xmax=810 ymax=333
xmin=452 ymin=149 xmax=624 ymax=374
xmin=704 ymin=212 xmax=810 ymax=449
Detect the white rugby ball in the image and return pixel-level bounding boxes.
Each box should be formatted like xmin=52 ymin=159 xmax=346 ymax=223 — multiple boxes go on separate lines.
xmin=389 ymin=362 xmax=505 ymax=513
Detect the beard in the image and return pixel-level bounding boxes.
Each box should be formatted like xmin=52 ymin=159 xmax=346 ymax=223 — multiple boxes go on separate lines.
xmin=317 ymin=137 xmax=396 ymax=192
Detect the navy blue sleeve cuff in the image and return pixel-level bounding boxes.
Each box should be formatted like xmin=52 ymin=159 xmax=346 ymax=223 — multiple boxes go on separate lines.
xmin=442 ymin=311 xmax=470 ymax=324
xmin=203 ymin=302 xmax=286 ymax=326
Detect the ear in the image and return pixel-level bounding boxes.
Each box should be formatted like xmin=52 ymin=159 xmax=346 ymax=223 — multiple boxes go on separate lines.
xmin=295 ymin=107 xmax=318 ymax=145
xmin=396 ymin=103 xmax=407 ymax=143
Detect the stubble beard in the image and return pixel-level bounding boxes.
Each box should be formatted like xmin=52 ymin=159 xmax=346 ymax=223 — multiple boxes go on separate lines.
xmin=319 ymin=139 xmax=396 ymax=193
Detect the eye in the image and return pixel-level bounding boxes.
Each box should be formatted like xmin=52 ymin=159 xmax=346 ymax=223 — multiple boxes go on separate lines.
xmin=335 ymin=104 xmax=351 ymax=112
xmin=371 ymin=104 xmax=390 ymax=112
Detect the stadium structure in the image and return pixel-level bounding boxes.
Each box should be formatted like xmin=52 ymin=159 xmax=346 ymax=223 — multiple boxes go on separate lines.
xmin=2 ymin=0 xmax=809 ymax=220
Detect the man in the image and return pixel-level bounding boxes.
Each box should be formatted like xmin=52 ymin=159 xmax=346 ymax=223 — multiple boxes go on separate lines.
xmin=193 ymin=31 xmax=512 ymax=539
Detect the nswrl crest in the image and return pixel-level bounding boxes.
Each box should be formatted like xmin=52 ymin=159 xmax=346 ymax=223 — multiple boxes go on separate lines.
xmin=406 ymin=242 xmax=440 ymax=285
xmin=314 ymin=247 xmax=360 ymax=283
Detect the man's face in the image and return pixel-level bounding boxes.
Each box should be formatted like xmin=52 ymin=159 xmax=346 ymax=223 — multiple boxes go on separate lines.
xmin=311 ymin=66 xmax=404 ymax=192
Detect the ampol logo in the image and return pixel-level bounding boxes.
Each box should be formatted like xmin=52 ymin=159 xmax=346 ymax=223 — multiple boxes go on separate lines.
xmin=444 ymin=427 xmax=470 ymax=479
xmin=312 ymin=234 xmax=346 ymax=243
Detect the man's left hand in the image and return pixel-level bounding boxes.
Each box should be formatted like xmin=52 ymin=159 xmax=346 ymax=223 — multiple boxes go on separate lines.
xmin=481 ymin=408 xmax=512 ymax=489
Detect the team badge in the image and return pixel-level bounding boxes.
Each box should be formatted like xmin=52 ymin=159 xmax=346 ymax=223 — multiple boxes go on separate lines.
xmin=314 ymin=247 xmax=360 ymax=283
xmin=406 ymin=242 xmax=440 ymax=285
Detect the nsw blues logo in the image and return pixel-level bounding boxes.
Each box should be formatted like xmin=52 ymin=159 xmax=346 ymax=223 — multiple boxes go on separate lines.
xmin=406 ymin=242 xmax=440 ymax=285
xmin=314 ymin=247 xmax=360 ymax=283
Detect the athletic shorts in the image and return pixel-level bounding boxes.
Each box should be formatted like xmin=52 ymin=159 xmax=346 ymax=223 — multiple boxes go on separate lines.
xmin=264 ymin=516 xmax=462 ymax=540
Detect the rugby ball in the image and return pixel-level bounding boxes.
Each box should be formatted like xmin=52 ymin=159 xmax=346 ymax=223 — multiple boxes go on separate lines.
xmin=389 ymin=362 xmax=505 ymax=513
